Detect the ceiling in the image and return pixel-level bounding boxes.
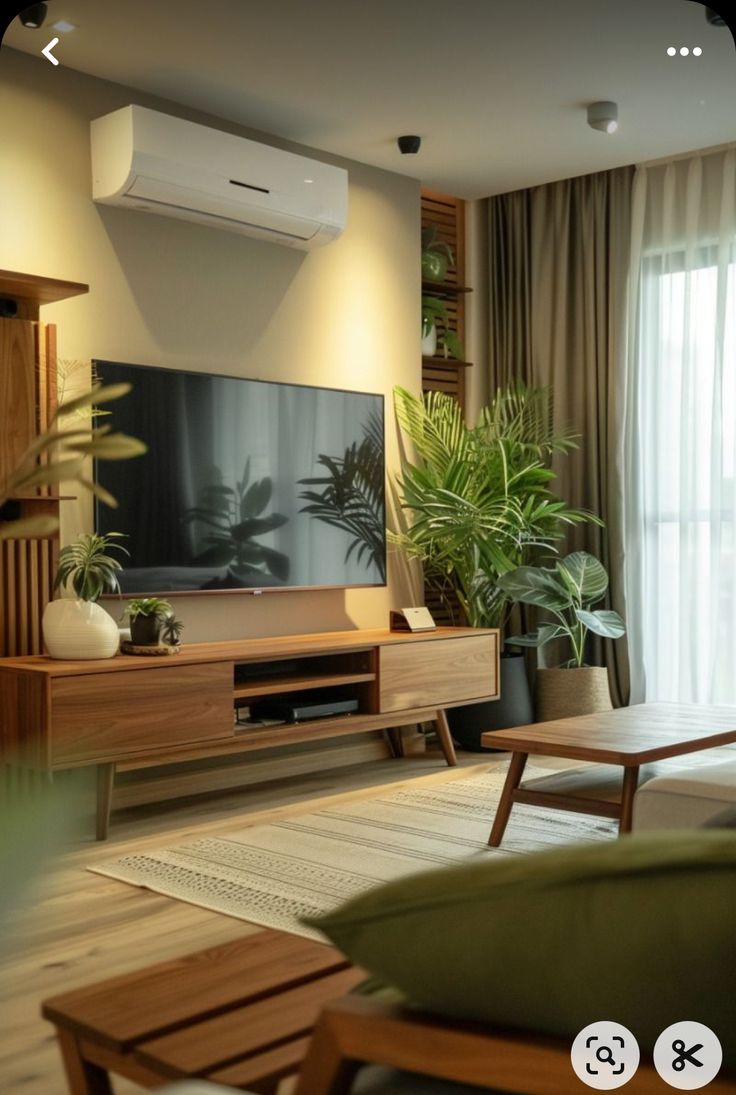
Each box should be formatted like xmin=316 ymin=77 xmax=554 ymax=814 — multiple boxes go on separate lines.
xmin=3 ymin=0 xmax=735 ymax=198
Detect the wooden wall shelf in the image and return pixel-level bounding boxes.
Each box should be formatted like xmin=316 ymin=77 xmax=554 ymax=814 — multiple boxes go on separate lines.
xmin=422 ymin=281 xmax=473 ymax=297
xmin=0 ymin=269 xmax=89 ymax=308
xmin=422 ymin=356 xmax=473 ymax=368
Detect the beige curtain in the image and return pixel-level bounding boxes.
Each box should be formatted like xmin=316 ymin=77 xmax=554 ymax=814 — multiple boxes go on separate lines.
xmin=485 ymin=166 xmax=633 ymax=705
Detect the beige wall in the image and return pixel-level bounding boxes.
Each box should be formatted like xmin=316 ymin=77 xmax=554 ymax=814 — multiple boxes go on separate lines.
xmin=0 ymin=48 xmax=421 ymax=640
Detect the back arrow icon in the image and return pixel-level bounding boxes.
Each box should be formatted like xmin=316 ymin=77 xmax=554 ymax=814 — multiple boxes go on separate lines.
xmin=42 ymin=37 xmax=60 ymax=65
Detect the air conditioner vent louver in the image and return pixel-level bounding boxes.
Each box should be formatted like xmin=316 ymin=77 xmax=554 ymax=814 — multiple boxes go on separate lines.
xmin=91 ymin=105 xmax=347 ymax=250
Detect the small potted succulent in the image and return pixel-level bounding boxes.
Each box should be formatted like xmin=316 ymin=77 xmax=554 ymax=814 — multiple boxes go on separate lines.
xmin=43 ymin=532 xmax=128 ymax=659
xmin=124 ymin=597 xmax=174 ymax=646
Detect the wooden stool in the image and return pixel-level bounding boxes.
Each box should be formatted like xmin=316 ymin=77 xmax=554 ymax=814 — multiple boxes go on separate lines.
xmin=41 ymin=929 xmax=364 ymax=1095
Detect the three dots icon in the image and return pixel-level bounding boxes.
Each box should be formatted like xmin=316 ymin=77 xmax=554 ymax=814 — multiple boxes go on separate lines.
xmin=667 ymin=46 xmax=703 ymax=56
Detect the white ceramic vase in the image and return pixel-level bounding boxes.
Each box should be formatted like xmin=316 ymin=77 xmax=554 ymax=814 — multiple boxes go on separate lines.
xmin=42 ymin=599 xmax=120 ymax=660
xmin=421 ymin=324 xmax=437 ymax=357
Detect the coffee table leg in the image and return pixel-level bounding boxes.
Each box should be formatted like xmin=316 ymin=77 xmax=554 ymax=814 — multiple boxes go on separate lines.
xmin=488 ymin=752 xmax=528 ymax=847
xmin=619 ymin=765 xmax=640 ymax=834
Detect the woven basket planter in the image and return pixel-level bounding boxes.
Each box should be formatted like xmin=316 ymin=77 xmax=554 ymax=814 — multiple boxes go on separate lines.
xmin=535 ymin=666 xmax=612 ymax=722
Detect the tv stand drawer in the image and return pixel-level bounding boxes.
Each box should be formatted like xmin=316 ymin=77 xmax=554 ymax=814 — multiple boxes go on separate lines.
xmin=379 ymin=634 xmax=498 ymax=713
xmin=51 ymin=662 xmax=233 ymax=765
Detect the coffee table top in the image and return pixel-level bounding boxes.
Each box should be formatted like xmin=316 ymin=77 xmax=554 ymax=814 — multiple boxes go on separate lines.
xmin=480 ymin=702 xmax=736 ymax=765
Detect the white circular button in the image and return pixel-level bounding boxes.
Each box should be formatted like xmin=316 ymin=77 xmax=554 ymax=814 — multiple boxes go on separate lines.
xmin=571 ymin=1022 xmax=640 ymax=1089
xmin=653 ymin=1022 xmax=722 ymax=1089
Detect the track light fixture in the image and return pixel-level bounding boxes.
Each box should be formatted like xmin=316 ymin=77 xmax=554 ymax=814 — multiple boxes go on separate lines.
xmin=19 ymin=3 xmax=48 ymax=28
xmin=587 ymin=101 xmax=619 ymax=134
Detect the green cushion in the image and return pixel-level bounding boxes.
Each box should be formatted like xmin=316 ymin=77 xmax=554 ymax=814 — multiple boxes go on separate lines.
xmin=306 ymin=831 xmax=736 ymax=1066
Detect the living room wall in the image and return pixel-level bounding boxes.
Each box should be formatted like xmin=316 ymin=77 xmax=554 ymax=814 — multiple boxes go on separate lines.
xmin=0 ymin=48 xmax=420 ymax=641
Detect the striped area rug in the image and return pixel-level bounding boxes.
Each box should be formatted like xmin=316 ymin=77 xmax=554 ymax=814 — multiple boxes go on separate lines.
xmin=91 ymin=767 xmax=615 ymax=940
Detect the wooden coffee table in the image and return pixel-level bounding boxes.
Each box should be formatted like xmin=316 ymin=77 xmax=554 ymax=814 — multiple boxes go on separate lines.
xmin=482 ymin=702 xmax=736 ymax=846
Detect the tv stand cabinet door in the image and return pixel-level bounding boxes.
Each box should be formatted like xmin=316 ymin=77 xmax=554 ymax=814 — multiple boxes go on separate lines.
xmin=50 ymin=662 xmax=233 ymax=766
xmin=379 ymin=634 xmax=498 ymax=713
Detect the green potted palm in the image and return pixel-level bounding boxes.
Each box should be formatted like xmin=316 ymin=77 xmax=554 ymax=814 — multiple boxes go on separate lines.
xmin=498 ymin=551 xmax=625 ymax=721
xmin=123 ymin=597 xmax=174 ymax=646
xmin=392 ymin=384 xmax=597 ymax=747
xmin=43 ymin=532 xmax=128 ymax=659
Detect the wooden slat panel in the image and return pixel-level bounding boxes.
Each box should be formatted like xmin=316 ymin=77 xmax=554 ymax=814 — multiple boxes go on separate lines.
xmin=0 ymin=316 xmax=35 ymax=491
xmin=42 ymin=931 xmax=349 ymax=1051
xmin=208 ymin=1035 xmax=310 ymax=1088
xmin=135 ymin=967 xmax=364 ymax=1077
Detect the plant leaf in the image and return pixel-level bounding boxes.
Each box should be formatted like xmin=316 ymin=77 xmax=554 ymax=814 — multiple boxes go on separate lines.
xmin=575 ymin=608 xmax=626 ymax=639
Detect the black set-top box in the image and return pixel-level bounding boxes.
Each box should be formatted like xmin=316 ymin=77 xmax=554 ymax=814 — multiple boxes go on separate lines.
xmin=249 ymin=693 xmax=359 ymax=724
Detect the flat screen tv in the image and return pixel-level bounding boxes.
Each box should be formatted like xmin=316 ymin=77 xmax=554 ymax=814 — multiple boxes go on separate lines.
xmin=94 ymin=361 xmax=386 ymax=595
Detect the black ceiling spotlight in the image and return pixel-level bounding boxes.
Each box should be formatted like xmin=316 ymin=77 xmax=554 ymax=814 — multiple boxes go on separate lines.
xmin=19 ymin=2 xmax=48 ymax=28
xmin=397 ymin=135 xmax=421 ymax=155
xmin=705 ymin=7 xmax=726 ymax=25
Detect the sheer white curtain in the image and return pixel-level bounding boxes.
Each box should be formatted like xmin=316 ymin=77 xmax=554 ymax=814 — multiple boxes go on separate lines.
xmin=622 ymin=147 xmax=736 ymax=703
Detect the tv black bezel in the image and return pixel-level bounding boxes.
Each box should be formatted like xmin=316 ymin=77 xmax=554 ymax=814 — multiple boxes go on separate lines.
xmin=93 ymin=359 xmax=387 ymax=598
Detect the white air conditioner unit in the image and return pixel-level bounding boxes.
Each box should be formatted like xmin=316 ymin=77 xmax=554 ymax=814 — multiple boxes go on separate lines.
xmin=90 ymin=105 xmax=348 ymax=249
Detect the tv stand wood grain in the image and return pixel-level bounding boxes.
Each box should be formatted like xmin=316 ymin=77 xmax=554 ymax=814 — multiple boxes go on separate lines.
xmin=0 ymin=626 xmax=499 ymax=838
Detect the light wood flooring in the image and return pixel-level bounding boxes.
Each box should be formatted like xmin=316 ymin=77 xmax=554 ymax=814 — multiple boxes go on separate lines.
xmin=0 ymin=747 xmax=507 ymax=1095
xmin=3 ymin=742 xmax=734 ymax=1095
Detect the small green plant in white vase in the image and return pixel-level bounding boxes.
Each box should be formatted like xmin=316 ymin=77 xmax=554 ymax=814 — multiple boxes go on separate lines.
xmin=43 ymin=532 xmax=128 ymax=660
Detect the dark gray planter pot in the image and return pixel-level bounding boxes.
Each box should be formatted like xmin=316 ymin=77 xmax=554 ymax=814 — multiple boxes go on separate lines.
xmin=130 ymin=615 xmax=162 ymax=645
xmin=447 ymin=651 xmax=533 ymax=752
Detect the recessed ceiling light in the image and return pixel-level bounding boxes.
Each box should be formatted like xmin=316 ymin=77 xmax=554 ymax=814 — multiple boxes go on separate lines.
xmin=53 ymin=19 xmax=77 ymax=33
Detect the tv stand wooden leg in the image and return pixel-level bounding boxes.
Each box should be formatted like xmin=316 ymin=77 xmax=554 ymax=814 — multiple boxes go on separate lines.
xmin=384 ymin=728 xmax=405 ymax=758
xmin=96 ymin=763 xmax=115 ymax=842
xmin=434 ymin=710 xmax=457 ymax=767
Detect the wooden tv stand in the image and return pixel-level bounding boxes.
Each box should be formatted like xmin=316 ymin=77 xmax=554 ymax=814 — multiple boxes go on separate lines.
xmin=0 ymin=626 xmax=498 ymax=838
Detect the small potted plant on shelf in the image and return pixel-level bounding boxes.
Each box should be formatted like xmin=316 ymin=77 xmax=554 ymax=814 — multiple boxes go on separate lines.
xmin=421 ymin=225 xmax=455 ymax=283
xmin=498 ymin=551 xmax=626 ymax=721
xmin=160 ymin=614 xmax=184 ymax=648
xmin=123 ymin=597 xmax=174 ymax=646
xmin=421 ymin=296 xmax=464 ymax=360
xmin=43 ymin=532 xmax=128 ymax=660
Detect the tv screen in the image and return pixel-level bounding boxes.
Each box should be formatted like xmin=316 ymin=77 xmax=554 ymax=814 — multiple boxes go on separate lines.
xmin=94 ymin=361 xmax=386 ymax=595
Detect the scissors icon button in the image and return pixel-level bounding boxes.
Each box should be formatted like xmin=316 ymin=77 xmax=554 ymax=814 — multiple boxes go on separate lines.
xmin=654 ymin=1023 xmax=722 ymax=1088
xmin=672 ymin=1040 xmax=703 ymax=1071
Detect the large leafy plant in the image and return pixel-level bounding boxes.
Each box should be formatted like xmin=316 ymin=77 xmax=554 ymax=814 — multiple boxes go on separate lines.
xmin=184 ymin=460 xmax=289 ymax=582
xmin=392 ymin=384 xmax=596 ymax=630
xmin=299 ymin=412 xmax=385 ymax=581
xmin=498 ymin=551 xmax=625 ymax=667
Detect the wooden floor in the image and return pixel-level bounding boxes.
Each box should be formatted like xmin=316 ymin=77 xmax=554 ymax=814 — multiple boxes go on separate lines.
xmin=0 ymin=747 xmax=510 ymax=1095
xmin=3 ymin=741 xmax=734 ymax=1095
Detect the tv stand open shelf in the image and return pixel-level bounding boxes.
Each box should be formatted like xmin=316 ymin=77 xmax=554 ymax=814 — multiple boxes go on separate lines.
xmin=0 ymin=626 xmax=499 ymax=838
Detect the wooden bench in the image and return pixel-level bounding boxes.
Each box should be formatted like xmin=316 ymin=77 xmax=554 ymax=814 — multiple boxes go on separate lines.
xmin=41 ymin=929 xmax=365 ymax=1094
xmin=43 ymin=927 xmax=736 ymax=1095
